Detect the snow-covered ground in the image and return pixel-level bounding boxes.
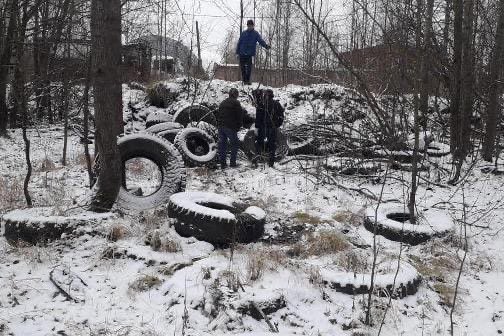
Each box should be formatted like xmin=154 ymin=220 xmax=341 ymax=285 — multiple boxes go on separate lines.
xmin=0 ymin=80 xmax=503 ymax=336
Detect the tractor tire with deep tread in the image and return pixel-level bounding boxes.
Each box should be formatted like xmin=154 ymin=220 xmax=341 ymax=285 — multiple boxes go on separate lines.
xmin=145 ymin=121 xmax=183 ymax=134
xmin=174 ymin=128 xmax=217 ymax=167
xmin=168 ymin=191 xmax=266 ymax=245
xmin=112 ymin=133 xmax=186 ymax=211
xmin=173 ymin=104 xmax=216 ymax=127
xmin=145 ymin=111 xmax=173 ymax=128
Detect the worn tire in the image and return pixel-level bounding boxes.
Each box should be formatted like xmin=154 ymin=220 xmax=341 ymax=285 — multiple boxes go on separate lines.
xmin=421 ymin=142 xmax=450 ymax=157
xmin=158 ymin=129 xmax=182 ymax=143
xmin=287 ymin=135 xmax=316 ymax=156
xmin=321 ymin=262 xmax=422 ymax=299
xmin=189 ymin=121 xmax=219 ymax=141
xmin=241 ymin=129 xmax=288 ymax=162
xmin=114 ymin=133 xmax=186 ymax=211
xmin=168 ymin=191 xmax=266 ymax=245
xmin=145 ymin=121 xmax=183 ymax=134
xmin=145 ymin=111 xmax=173 ymax=128
xmin=174 ymin=128 xmax=217 ymax=167
xmin=363 ymin=204 xmax=454 ymax=245
xmin=173 ymin=104 xmax=217 ymax=126
xmin=2 ymin=207 xmax=115 ymax=245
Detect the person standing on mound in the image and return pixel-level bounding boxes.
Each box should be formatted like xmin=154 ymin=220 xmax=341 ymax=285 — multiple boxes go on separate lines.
xmin=236 ymin=19 xmax=271 ymax=85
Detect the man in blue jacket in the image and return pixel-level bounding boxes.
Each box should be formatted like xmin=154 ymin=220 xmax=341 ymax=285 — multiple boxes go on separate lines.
xmin=236 ymin=20 xmax=270 ymax=85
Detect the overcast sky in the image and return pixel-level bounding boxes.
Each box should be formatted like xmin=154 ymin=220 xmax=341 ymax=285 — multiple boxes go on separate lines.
xmin=174 ymin=0 xmax=349 ymax=67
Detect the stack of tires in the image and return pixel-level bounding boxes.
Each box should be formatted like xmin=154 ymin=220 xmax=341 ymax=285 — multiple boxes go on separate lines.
xmin=144 ymin=104 xmax=219 ymax=167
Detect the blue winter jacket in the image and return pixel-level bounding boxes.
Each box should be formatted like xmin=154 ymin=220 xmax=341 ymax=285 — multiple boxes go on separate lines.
xmin=236 ymin=29 xmax=269 ymax=57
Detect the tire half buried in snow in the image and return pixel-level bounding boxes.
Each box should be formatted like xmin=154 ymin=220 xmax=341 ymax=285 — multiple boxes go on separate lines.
xmin=168 ymin=191 xmax=266 ymax=245
xmin=114 ymin=133 xmax=186 ymax=211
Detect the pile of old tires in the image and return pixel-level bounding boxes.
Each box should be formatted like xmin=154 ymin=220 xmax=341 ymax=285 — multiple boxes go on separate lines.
xmin=144 ymin=103 xmax=292 ymax=166
xmin=143 ymin=104 xmax=219 ymax=167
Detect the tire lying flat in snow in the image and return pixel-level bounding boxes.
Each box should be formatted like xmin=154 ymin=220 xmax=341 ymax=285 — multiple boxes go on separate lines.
xmin=287 ymin=135 xmax=316 ymax=155
xmin=145 ymin=121 xmax=183 ymax=134
xmin=173 ymin=104 xmax=216 ymax=127
xmin=321 ymin=262 xmax=422 ymax=299
xmin=114 ymin=133 xmax=186 ymax=211
xmin=241 ymin=129 xmax=288 ymax=162
xmin=2 ymin=207 xmax=116 ymax=245
xmin=174 ymin=127 xmax=217 ymax=167
xmin=363 ymin=204 xmax=454 ymax=245
xmin=168 ymin=191 xmax=266 ymax=245
xmin=145 ymin=111 xmax=173 ymax=128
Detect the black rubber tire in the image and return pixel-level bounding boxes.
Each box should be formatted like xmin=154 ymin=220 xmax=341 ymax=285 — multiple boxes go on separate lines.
xmin=145 ymin=111 xmax=173 ymax=128
xmin=114 ymin=133 xmax=186 ymax=211
xmin=363 ymin=205 xmax=453 ymax=245
xmin=241 ymin=129 xmax=288 ymax=162
xmin=2 ymin=207 xmax=116 ymax=245
xmin=158 ymin=128 xmax=182 ymax=143
xmin=174 ymin=127 xmax=217 ymax=167
xmin=145 ymin=121 xmax=183 ymax=134
xmin=189 ymin=121 xmax=219 ymax=141
xmin=322 ymin=264 xmax=422 ymax=299
xmin=287 ymin=135 xmax=316 ymax=155
xmin=168 ymin=191 xmax=265 ymax=245
xmin=173 ymin=104 xmax=217 ymax=126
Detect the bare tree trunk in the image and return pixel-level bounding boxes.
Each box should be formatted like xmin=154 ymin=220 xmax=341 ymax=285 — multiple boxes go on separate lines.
xmin=89 ymin=0 xmax=123 ymax=212
xmin=0 ymin=0 xmax=16 ymax=136
xmin=450 ymin=0 xmax=463 ymax=155
xmin=482 ymin=0 xmax=504 ymax=162
xmin=83 ymin=55 xmax=94 ymax=187
xmin=14 ymin=0 xmax=38 ymax=207
xmin=460 ymin=0 xmax=475 ymax=157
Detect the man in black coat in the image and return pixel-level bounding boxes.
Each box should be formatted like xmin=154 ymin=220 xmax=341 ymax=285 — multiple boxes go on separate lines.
xmin=216 ymin=88 xmax=245 ymax=168
xmin=254 ymin=89 xmax=284 ymax=167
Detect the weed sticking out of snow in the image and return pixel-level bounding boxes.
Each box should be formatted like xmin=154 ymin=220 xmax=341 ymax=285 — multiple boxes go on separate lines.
xmin=0 ymin=176 xmax=23 ymax=211
xmin=128 ymin=274 xmax=163 ymax=292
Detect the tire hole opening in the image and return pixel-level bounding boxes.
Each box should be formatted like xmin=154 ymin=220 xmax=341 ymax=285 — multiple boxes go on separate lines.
xmin=187 ymin=135 xmax=210 ymax=156
xmin=386 ymin=212 xmax=412 ymax=223
xmin=124 ymin=158 xmax=162 ymax=197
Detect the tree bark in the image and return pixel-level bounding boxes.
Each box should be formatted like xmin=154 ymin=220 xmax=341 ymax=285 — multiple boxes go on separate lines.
xmin=450 ymin=0 xmax=463 ymax=155
xmin=482 ymin=0 xmax=504 ymax=162
xmin=0 ymin=0 xmax=17 ymax=136
xmin=89 ymin=0 xmax=123 ymax=212
xmin=459 ymin=0 xmax=475 ymax=158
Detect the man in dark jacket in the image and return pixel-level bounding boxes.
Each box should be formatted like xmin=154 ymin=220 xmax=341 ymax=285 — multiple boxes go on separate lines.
xmin=216 ymin=88 xmax=244 ymax=168
xmin=254 ymin=89 xmax=284 ymax=167
xmin=236 ymin=20 xmax=270 ymax=85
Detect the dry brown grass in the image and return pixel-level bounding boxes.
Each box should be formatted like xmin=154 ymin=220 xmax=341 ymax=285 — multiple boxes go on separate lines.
xmin=0 ymin=177 xmax=23 ymax=211
xmin=38 ymin=157 xmax=58 ymax=172
xmin=294 ymin=211 xmax=326 ymax=225
xmin=243 ymin=247 xmax=286 ymax=283
xmin=107 ymin=223 xmax=129 ymax=242
xmin=332 ymin=210 xmax=362 ymax=226
xmin=336 ymin=250 xmax=369 ymax=273
xmin=129 ymin=275 xmax=163 ymax=292
xmin=73 ymin=153 xmax=93 ymax=167
xmin=305 ymin=231 xmax=351 ymax=255
xmin=149 ymin=230 xmax=181 ymax=253
xmin=434 ymin=283 xmax=455 ymax=307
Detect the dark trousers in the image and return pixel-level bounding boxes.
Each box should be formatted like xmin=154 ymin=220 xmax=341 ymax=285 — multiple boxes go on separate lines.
xmin=256 ymin=127 xmax=277 ymax=163
xmin=239 ymin=56 xmax=253 ymax=83
xmin=218 ymin=127 xmax=239 ymax=165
